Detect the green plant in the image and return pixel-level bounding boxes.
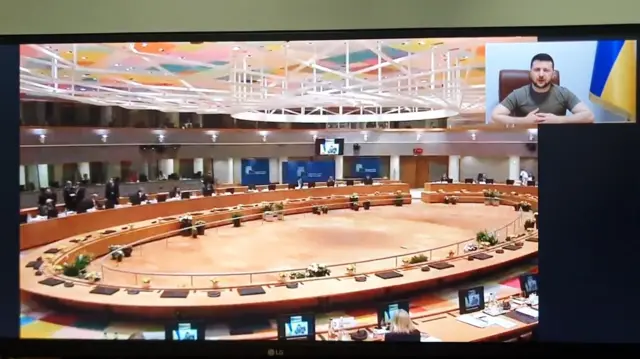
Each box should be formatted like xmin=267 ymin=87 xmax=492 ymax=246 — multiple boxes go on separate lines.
xmin=349 ymin=193 xmax=359 ymax=203
xmin=409 ymin=254 xmax=429 ymax=264
xmin=261 ymin=202 xmax=274 ymax=212
xmin=476 ymin=230 xmax=499 ymax=246
xmin=306 ymin=263 xmax=331 ymax=277
xmin=524 ymin=219 xmax=536 ymax=230
xmin=274 ymin=202 xmax=284 ymax=212
xmin=288 ymin=271 xmax=307 ymax=280
xmin=62 ymin=253 xmax=92 ymax=277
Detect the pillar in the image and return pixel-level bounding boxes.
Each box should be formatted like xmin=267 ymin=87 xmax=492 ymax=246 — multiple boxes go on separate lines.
xmin=78 ymin=162 xmax=90 ymax=180
xmin=167 ymin=112 xmax=180 ymax=128
xmin=335 ymin=155 xmax=344 ymax=180
xmin=140 ymin=161 xmax=149 ymax=177
xmin=193 ymin=114 xmax=203 ymax=128
xmin=53 ymin=164 xmax=64 ymax=185
xmin=268 ymin=158 xmax=279 ymax=184
xmin=278 ymin=156 xmax=287 ymax=184
xmin=27 ymin=165 xmax=39 ymax=189
xmin=389 ymin=155 xmax=400 ymax=181
xmin=37 ymin=164 xmax=49 ymax=189
xmin=19 ymin=165 xmax=26 ymax=187
xmin=100 ymin=106 xmax=113 ymax=127
xmin=448 ymin=156 xmax=460 ymax=182
xmin=508 ymin=156 xmax=521 ymax=181
xmin=159 ymin=159 xmax=174 ymax=177
xmin=228 ymin=158 xmax=235 ymax=184
xmin=107 ymin=162 xmax=122 ymax=180
xmin=193 ymin=158 xmax=204 ymax=175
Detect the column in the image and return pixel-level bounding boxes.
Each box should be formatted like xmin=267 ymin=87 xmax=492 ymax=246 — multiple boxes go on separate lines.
xmin=167 ymin=112 xmax=180 ymax=128
xmin=159 ymin=159 xmax=174 ymax=177
xmin=53 ymin=164 xmax=64 ymax=185
xmin=107 ymin=162 xmax=122 ymax=180
xmin=19 ymin=165 xmax=26 ymax=187
xmin=140 ymin=161 xmax=150 ymax=177
xmin=335 ymin=155 xmax=344 ymax=180
xmin=37 ymin=164 xmax=49 ymax=189
xmin=78 ymin=162 xmax=90 ymax=180
xmin=508 ymin=156 xmax=521 ymax=181
xmin=228 ymin=158 xmax=236 ymax=184
xmin=193 ymin=158 xmax=204 ymax=175
xmin=268 ymin=158 xmax=279 ymax=184
xmin=278 ymin=156 xmax=287 ymax=184
xmin=192 ymin=113 xmax=203 ymax=128
xmin=448 ymin=155 xmax=460 ymax=182
xmin=100 ymin=106 xmax=113 ymax=127
xmin=27 ymin=165 xmax=39 ymax=189
xmin=389 ymin=155 xmax=400 ymax=181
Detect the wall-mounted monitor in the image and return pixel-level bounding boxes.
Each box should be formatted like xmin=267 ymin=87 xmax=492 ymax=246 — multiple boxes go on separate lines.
xmin=315 ymin=138 xmax=345 ymax=156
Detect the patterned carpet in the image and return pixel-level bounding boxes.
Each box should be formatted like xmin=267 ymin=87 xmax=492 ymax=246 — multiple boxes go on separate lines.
xmin=20 ymin=261 xmax=537 ymax=339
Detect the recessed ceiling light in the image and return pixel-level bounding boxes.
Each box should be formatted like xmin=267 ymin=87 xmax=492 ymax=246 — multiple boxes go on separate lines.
xmin=402 ymin=42 xmax=408 ymax=45
xmin=141 ymin=43 xmax=148 ymax=47
xmin=159 ymin=48 xmax=164 ymax=52
xmin=81 ymin=56 xmax=87 ymax=60
xmin=114 ymin=63 xmax=120 ymax=67
xmin=232 ymin=46 xmax=240 ymax=51
xmin=418 ymin=41 xmax=425 ymax=45
xmin=67 ymin=51 xmax=73 ymax=54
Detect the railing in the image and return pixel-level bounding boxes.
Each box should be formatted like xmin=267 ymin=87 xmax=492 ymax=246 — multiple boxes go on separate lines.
xmin=90 ymin=195 xmax=532 ymax=289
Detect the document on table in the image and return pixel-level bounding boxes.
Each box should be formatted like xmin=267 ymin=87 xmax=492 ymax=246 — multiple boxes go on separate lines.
xmin=491 ymin=316 xmax=517 ymax=329
xmin=516 ymin=307 xmax=539 ymax=318
xmin=457 ymin=314 xmax=489 ymax=328
xmin=421 ymin=336 xmax=442 ymax=342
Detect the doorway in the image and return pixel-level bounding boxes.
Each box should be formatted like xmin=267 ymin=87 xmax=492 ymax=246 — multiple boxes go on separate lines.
xmin=399 ymin=156 xmax=448 ymax=188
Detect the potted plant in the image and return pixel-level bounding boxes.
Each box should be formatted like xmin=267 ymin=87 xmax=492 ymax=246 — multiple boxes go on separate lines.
xmin=513 ymin=203 xmax=521 ymax=211
xmin=62 ymin=254 xmax=92 ymax=277
xmin=179 ymin=215 xmax=193 ymax=236
xmin=482 ymin=189 xmax=491 ymax=205
xmin=363 ymin=200 xmax=371 ymax=210
xmin=274 ymin=202 xmax=285 ymax=220
xmin=448 ymin=250 xmax=456 ymax=258
xmin=321 ymin=205 xmax=329 ymax=214
xmin=141 ymin=278 xmax=151 ymax=289
xmin=352 ymin=202 xmax=360 ymax=211
xmin=401 ymin=258 xmax=411 ymax=266
xmin=191 ymin=227 xmax=198 ymax=238
xmin=486 ymin=190 xmax=501 ymax=206
xmin=394 ymin=190 xmax=404 ymax=207
xmin=524 ymin=219 xmax=536 ymax=231
xmin=346 ymin=264 xmax=356 ymax=276
xmin=195 ymin=220 xmax=206 ymax=235
xmin=476 ymin=230 xmax=499 ymax=247
xmin=349 ymin=193 xmax=359 ymax=204
xmin=53 ymin=264 xmax=63 ymax=274
xmin=261 ymin=202 xmax=274 ymax=213
xmin=410 ymin=254 xmax=429 ymax=264
xmin=278 ymin=272 xmax=288 ymax=283
xmin=84 ymin=271 xmax=101 ymax=283
xmin=444 ymin=196 xmax=458 ymax=205
xmin=231 ymin=212 xmax=242 ymax=227
xmin=289 ymin=271 xmax=307 ymax=280
xmin=209 ymin=277 xmax=219 ymax=288
xmin=306 ymin=263 xmax=331 ymax=277
xmin=520 ymin=201 xmax=532 ymax=212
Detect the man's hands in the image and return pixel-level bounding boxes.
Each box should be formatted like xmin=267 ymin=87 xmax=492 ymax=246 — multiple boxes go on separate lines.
xmin=523 ymin=108 xmax=561 ymax=124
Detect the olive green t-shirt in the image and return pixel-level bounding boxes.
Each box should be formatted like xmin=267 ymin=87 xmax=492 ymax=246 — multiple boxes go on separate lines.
xmin=500 ymin=84 xmax=581 ymax=117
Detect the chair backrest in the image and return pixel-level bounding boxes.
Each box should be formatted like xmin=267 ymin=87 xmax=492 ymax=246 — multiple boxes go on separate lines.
xmin=498 ymin=70 xmax=560 ymax=102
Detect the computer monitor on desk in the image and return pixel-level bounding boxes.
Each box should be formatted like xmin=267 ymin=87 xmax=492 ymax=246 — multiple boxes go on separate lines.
xmin=180 ymin=191 xmax=191 ymax=200
xmin=519 ymin=273 xmax=538 ymax=297
xmin=486 ymin=179 xmax=494 ymax=184
xmin=527 ymin=180 xmax=536 ymax=186
xmin=506 ymin=179 xmax=515 ymax=185
xmin=248 ymin=184 xmax=257 ymax=191
xmin=376 ymin=300 xmax=410 ymax=328
xmin=225 ymin=188 xmax=235 ymax=194
xmin=458 ymin=286 xmax=485 ymax=314
xmin=268 ymin=184 xmax=276 ymax=191
xmin=446 ymin=178 xmax=453 ymax=183
xmin=346 ymin=180 xmax=355 ymax=186
xmin=164 ymin=321 xmax=204 ymax=341
xmin=464 ymin=178 xmax=474 ymax=184
xmin=277 ymin=313 xmax=316 ymax=341
xmin=308 ymin=181 xmax=316 ymax=188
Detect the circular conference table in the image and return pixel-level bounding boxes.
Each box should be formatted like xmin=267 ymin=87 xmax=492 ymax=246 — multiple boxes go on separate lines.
xmin=20 ymin=182 xmax=538 ymax=327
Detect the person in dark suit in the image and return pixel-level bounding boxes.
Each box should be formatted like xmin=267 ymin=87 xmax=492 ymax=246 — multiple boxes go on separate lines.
xmin=76 ymin=193 xmax=99 ymax=214
xmin=38 ymin=198 xmax=57 ymax=217
xmin=384 ymin=310 xmax=421 ymax=342
xmin=169 ymin=186 xmax=181 ymax=198
xmin=38 ymin=187 xmax=57 ymax=207
xmin=363 ymin=175 xmax=374 ymax=185
xmin=75 ymin=186 xmax=87 ymax=205
xmin=136 ymin=188 xmax=148 ymax=202
xmin=104 ymin=177 xmax=120 ymax=207
xmin=80 ymin=173 xmax=90 ymax=185
xmin=202 ymin=172 xmax=214 ymax=196
xmin=63 ymin=181 xmax=76 ymax=211
xmin=326 ymin=176 xmax=335 ymax=187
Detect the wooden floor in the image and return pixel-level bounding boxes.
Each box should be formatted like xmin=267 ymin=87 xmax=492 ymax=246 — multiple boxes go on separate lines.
xmin=92 ymin=203 xmax=519 ymax=288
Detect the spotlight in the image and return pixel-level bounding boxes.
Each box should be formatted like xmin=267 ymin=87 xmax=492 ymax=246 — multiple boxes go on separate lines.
xmin=416 ymin=133 xmax=422 ymax=141
xmin=38 ymin=134 xmax=46 ymax=144
xmin=470 ymin=132 xmax=476 ymax=141
xmin=158 ymin=134 xmax=165 ymax=143
xmin=101 ymin=134 xmax=108 ymax=143
xmin=259 ymin=131 xmax=268 ymax=142
xmin=211 ymin=134 xmax=218 ymax=142
xmin=310 ymin=131 xmax=318 ymax=141
xmin=361 ymin=131 xmax=368 ymax=142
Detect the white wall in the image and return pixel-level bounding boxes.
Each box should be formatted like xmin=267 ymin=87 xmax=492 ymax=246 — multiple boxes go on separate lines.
xmin=485 ymin=41 xmax=627 ymax=123
xmin=233 ymin=159 xmax=242 ymax=185
xmin=213 ymin=159 xmax=231 ymax=184
xmin=460 ymin=156 xmax=510 ymax=181
xmin=520 ymin=157 xmax=539 ymax=179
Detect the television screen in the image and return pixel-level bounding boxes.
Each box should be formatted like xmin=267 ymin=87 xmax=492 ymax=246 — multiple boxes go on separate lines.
xmin=376 ymin=300 xmax=410 ymax=328
xmin=165 ymin=322 xmax=203 ymax=341
xmin=315 ymin=138 xmax=344 ymax=156
xmin=277 ymin=313 xmax=316 ymax=340
xmin=520 ymin=273 xmax=539 ymax=296
xmin=458 ymin=286 xmax=485 ymax=314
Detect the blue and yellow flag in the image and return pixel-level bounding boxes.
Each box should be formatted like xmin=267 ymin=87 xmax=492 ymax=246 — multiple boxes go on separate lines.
xmin=589 ymin=40 xmax=636 ymax=122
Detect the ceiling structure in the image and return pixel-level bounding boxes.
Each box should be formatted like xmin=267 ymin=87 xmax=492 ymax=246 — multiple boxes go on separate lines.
xmin=20 ymin=37 xmax=536 ymax=123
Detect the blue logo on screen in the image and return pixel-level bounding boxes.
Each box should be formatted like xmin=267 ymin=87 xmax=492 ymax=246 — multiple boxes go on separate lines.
xmin=245 ymin=166 xmax=267 ymax=175
xmin=355 ymin=164 xmax=376 ymax=173
xmin=296 ymin=166 xmax=305 ymax=177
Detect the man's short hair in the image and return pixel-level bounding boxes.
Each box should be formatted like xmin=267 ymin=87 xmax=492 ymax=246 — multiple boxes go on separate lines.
xmin=530 ymin=53 xmax=554 ymax=69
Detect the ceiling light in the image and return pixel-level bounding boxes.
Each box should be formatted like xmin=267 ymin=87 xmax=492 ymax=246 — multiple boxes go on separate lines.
xmin=141 ymin=43 xmax=148 ymax=47
xmin=179 ymin=56 xmax=185 ymax=60
xmin=158 ymin=134 xmax=165 ymax=143
xmin=402 ymin=42 xmax=408 ymax=45
xmin=211 ymin=134 xmax=218 ymax=142
xmin=67 ymin=50 xmax=72 ymax=54
xmin=158 ymin=48 xmax=164 ymax=52
xmin=418 ymin=41 xmax=425 ymax=45
xmin=38 ymin=134 xmax=46 ymax=144
xmin=232 ymin=46 xmax=240 ymax=51
xmin=81 ymin=56 xmax=87 ymax=60
xmin=100 ymin=134 xmax=108 ymax=143
xmin=114 ymin=63 xmax=120 ymax=67
xmin=470 ymin=132 xmax=476 ymax=141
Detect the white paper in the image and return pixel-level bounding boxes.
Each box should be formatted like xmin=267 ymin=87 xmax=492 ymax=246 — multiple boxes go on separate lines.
xmin=421 ymin=336 xmax=442 ymax=342
xmin=489 ymin=316 xmax=517 ymax=329
xmin=457 ymin=314 xmax=489 ymax=328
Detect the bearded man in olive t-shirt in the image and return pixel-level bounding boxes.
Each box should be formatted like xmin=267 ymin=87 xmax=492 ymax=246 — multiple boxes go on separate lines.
xmin=491 ymin=53 xmax=594 ymax=124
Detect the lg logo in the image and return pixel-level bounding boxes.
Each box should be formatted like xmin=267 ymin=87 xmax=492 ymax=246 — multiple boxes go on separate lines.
xmin=267 ymin=348 xmax=284 ymax=356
